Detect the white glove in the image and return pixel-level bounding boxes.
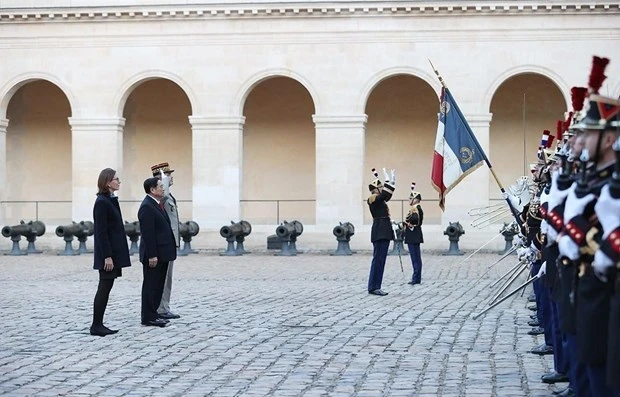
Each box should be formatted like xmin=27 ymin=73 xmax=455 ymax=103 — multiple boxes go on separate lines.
xmin=512 ymin=234 xmax=526 ymax=248
xmin=593 ymin=250 xmax=613 ymax=282
xmin=595 ymin=185 xmax=620 ymax=240
xmin=390 ymin=169 xmax=396 ymax=185
xmin=541 ymin=220 xmax=549 ymax=237
xmin=382 ymin=167 xmax=390 ymax=183
xmin=564 ymin=188 xmax=596 ymax=222
xmin=536 ymin=261 xmax=547 ymax=278
xmin=558 ymin=234 xmax=580 ymax=260
xmin=501 ymin=191 xmax=520 ymax=210
xmin=547 ymin=226 xmax=558 ymax=245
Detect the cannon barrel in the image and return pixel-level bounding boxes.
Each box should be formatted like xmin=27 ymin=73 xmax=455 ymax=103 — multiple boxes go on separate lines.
xmin=276 ymin=220 xmax=303 ymax=239
xmin=2 ymin=223 xmax=31 ymax=238
xmin=27 ymin=220 xmax=46 ymax=237
xmin=179 ymin=221 xmax=199 ymax=237
xmin=74 ymin=221 xmax=94 ymax=238
xmin=333 ymin=222 xmax=355 ymax=238
xmin=220 ymin=220 xmax=251 ymax=239
xmin=220 ymin=222 xmax=244 ymax=239
xmin=124 ymin=221 xmax=141 ymax=238
xmin=444 ymin=223 xmax=465 ymax=238
xmin=55 ymin=223 xmax=82 ymax=238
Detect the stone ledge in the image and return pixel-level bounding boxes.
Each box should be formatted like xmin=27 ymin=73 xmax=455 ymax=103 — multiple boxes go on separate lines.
xmin=1 ymin=2 xmax=618 ymax=23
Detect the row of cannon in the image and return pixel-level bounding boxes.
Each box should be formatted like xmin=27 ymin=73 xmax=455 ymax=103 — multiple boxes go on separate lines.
xmin=2 ymin=219 xmax=480 ymax=256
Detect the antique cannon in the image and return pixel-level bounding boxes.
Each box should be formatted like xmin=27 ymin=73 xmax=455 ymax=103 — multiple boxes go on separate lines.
xmin=274 ymin=220 xmax=303 ymax=256
xmin=2 ymin=220 xmax=46 ymax=256
xmin=55 ymin=222 xmax=84 ymax=256
xmin=124 ymin=221 xmax=140 ymax=255
xmin=178 ymin=220 xmax=200 ymax=256
xmin=499 ymin=221 xmax=519 ymax=255
xmin=219 ymin=220 xmax=252 ymax=256
xmin=331 ymin=222 xmax=355 ymax=256
xmin=74 ymin=221 xmax=94 ymax=254
xmin=443 ymin=221 xmax=465 ymax=256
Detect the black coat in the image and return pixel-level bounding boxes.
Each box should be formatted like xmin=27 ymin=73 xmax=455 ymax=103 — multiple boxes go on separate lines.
xmin=367 ymin=183 xmax=395 ymax=242
xmin=138 ymin=196 xmax=177 ymax=265
xmin=93 ymin=193 xmax=131 ymax=270
xmin=404 ymin=204 xmax=424 ymax=244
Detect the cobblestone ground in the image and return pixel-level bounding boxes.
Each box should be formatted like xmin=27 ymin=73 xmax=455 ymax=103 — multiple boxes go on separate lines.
xmin=1 ymin=250 xmax=562 ymax=397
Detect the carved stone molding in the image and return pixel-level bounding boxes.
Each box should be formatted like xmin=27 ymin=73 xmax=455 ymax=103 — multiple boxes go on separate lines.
xmin=1 ymin=2 xmax=618 ymax=23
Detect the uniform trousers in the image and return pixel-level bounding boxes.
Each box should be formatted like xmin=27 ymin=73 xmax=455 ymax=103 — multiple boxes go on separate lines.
xmin=368 ymin=240 xmax=390 ymax=292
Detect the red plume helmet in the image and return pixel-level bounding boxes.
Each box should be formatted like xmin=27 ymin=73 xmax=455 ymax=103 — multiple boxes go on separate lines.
xmin=588 ymin=56 xmax=610 ymax=94
xmin=570 ymin=87 xmax=588 ymax=112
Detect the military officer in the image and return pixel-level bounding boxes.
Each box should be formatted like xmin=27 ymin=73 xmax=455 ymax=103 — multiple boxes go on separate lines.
xmin=367 ymin=167 xmax=395 ymax=296
xmin=404 ymin=182 xmax=424 ymax=285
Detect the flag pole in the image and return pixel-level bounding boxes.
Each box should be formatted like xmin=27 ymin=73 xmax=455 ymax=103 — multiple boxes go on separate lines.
xmin=428 ymin=59 xmax=523 ymax=228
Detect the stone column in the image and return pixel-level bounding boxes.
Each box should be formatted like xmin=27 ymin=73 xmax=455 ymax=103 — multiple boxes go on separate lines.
xmin=69 ymin=117 xmax=125 ymax=222
xmin=189 ymin=116 xmax=245 ymax=228
xmin=0 ymin=118 xmax=8 ymax=224
xmin=442 ymin=113 xmax=493 ymax=226
xmin=313 ymin=115 xmax=368 ymax=227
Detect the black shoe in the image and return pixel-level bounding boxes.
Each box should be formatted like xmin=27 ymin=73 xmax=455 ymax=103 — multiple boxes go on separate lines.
xmin=90 ymin=325 xmax=113 ymax=337
xmin=530 ymin=344 xmax=553 ymax=355
xmin=368 ymin=289 xmax=388 ymax=296
xmin=102 ymin=325 xmax=119 ymax=334
xmin=156 ymin=317 xmax=171 ymax=324
xmin=141 ymin=318 xmax=168 ymax=327
xmin=554 ymin=388 xmax=575 ymax=397
xmin=528 ymin=327 xmax=545 ymax=335
xmin=158 ymin=311 xmax=180 ymax=319
xmin=407 ymin=281 xmax=415 ymax=285
xmin=530 ymin=314 xmax=537 ymax=320
xmin=528 ymin=305 xmax=538 ymax=311
xmin=541 ymin=372 xmax=569 ymax=384
xmin=527 ymin=319 xmax=540 ymax=327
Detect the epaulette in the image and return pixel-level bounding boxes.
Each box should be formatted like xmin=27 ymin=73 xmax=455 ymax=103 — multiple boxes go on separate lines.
xmin=368 ymin=194 xmax=377 ymax=204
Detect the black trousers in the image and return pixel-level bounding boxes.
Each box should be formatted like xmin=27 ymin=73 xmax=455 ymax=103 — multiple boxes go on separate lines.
xmin=141 ymin=261 xmax=169 ymax=322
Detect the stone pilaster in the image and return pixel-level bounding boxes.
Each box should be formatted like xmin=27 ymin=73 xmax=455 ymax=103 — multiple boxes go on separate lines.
xmin=443 ymin=113 xmax=493 ymax=226
xmin=313 ymin=114 xmax=368 ymax=226
xmin=69 ymin=117 xmax=125 ymax=222
xmin=0 ymin=118 xmax=8 ymax=224
xmin=189 ymin=116 xmax=245 ymax=228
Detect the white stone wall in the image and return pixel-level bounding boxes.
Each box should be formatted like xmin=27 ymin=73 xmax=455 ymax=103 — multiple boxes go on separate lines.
xmin=0 ymin=1 xmax=619 ymax=235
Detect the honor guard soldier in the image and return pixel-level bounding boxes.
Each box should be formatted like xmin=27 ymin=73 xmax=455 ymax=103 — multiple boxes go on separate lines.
xmin=558 ymin=55 xmax=618 ymax=397
xmin=367 ymin=167 xmax=395 ymax=296
xmin=404 ymin=182 xmax=424 ymax=285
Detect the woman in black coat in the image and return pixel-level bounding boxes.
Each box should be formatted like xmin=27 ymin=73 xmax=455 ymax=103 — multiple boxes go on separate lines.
xmin=91 ymin=168 xmax=131 ymax=336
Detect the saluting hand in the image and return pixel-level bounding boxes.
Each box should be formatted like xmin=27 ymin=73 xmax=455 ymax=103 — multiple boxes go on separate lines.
xmin=104 ymin=257 xmax=114 ymax=272
xmin=148 ymin=257 xmax=158 ymax=268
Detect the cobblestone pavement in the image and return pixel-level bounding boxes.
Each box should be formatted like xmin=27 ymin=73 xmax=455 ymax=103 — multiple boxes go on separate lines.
xmin=1 ymin=251 xmax=561 ymax=397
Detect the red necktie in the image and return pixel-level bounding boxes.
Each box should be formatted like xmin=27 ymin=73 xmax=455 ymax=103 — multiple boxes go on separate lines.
xmin=159 ymin=202 xmax=164 ymax=211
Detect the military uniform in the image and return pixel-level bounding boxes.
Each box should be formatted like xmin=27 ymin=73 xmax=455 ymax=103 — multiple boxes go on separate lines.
xmin=557 ymin=55 xmax=619 ymax=397
xmin=367 ymin=168 xmax=395 ymax=296
xmin=404 ymin=182 xmax=424 ymax=285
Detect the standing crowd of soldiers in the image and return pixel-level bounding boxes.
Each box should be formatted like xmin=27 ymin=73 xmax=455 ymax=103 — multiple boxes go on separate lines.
xmin=507 ymin=55 xmax=619 ymax=397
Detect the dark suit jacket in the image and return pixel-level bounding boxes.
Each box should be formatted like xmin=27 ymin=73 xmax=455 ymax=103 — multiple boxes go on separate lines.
xmin=138 ymin=196 xmax=177 ymax=265
xmin=93 ymin=193 xmax=131 ymax=270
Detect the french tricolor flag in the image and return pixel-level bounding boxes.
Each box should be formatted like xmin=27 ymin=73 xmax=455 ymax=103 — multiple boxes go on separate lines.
xmin=431 ymin=88 xmax=487 ymax=211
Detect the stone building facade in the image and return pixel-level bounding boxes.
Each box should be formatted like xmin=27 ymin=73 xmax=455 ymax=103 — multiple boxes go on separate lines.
xmin=0 ymin=1 xmax=619 ymax=238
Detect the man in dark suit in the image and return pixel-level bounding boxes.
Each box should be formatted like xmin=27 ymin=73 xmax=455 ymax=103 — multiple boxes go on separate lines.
xmin=138 ymin=177 xmax=177 ymax=327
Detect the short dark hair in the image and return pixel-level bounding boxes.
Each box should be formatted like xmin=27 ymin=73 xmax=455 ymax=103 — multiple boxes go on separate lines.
xmin=97 ymin=168 xmax=116 ymax=195
xmin=143 ymin=177 xmax=160 ymax=194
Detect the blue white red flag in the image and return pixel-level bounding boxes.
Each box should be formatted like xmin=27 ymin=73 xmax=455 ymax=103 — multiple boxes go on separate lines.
xmin=431 ymin=87 xmax=488 ymax=210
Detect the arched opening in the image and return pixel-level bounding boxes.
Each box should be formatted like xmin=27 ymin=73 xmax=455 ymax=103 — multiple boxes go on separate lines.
xmin=242 ymin=76 xmax=316 ymax=225
xmin=5 ymin=80 xmax=72 ymax=224
xmin=364 ymin=75 xmax=439 ymax=224
xmin=489 ymin=73 xmax=566 ymax=199
xmin=121 ymin=78 xmax=192 ymax=221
